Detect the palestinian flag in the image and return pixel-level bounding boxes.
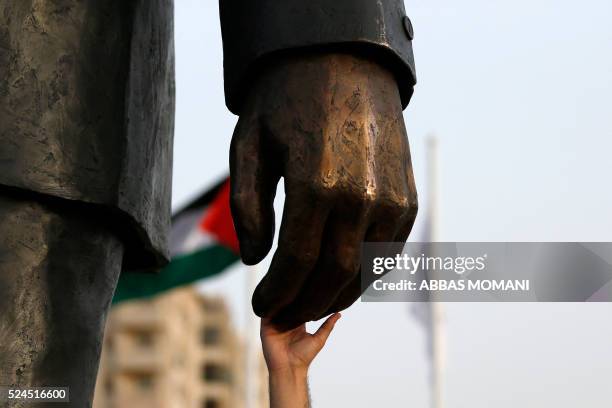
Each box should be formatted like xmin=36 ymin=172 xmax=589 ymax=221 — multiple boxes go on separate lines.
xmin=112 ymin=178 xmax=241 ymax=304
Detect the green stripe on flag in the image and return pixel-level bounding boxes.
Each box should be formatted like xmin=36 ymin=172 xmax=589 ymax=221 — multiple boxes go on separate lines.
xmin=112 ymin=245 xmax=240 ymax=304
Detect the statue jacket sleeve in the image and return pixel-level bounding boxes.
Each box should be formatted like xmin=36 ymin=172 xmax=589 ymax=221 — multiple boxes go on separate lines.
xmin=219 ymin=0 xmax=417 ymax=114
xmin=0 ymin=0 xmax=415 ymax=273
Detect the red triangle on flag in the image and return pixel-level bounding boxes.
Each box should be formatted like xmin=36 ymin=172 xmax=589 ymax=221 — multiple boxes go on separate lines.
xmin=199 ymin=180 xmax=240 ymax=255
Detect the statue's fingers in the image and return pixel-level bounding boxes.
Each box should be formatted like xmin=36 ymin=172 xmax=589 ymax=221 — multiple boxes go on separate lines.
xmin=230 ymin=115 xmax=280 ymax=265
xmin=251 ymin=186 xmax=331 ymax=318
xmin=320 ymin=277 xmax=361 ymax=317
xmin=317 ymin=207 xmax=405 ymax=318
xmin=272 ymin=206 xmax=368 ymax=328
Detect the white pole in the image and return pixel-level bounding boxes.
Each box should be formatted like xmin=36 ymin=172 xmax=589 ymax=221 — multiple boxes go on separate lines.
xmin=427 ymin=135 xmax=445 ymax=408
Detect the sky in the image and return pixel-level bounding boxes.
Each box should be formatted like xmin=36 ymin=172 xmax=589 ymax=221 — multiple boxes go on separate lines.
xmin=172 ymin=1 xmax=612 ymax=407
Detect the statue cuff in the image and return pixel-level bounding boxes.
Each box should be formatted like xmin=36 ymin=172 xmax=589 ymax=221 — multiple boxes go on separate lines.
xmin=220 ymin=0 xmax=417 ymax=115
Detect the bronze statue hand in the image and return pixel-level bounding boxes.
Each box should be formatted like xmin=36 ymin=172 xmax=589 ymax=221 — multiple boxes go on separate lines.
xmin=230 ymin=53 xmax=418 ymax=328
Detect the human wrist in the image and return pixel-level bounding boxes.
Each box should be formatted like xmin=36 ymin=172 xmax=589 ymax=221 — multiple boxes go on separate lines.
xmin=268 ymin=368 xmax=310 ymax=408
xmin=268 ymin=365 xmax=309 ymax=383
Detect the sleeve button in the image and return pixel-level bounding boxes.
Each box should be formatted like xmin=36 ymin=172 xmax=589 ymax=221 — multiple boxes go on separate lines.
xmin=402 ymin=16 xmax=414 ymax=40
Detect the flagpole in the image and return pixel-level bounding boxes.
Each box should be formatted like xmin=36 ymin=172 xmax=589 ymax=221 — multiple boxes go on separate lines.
xmin=427 ymin=135 xmax=445 ymax=408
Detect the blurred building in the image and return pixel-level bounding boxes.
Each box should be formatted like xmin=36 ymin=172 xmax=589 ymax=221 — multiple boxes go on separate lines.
xmin=93 ymin=287 xmax=268 ymax=408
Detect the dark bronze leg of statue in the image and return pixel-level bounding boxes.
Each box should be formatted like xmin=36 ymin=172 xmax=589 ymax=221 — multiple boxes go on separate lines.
xmin=0 ymin=194 xmax=123 ymax=407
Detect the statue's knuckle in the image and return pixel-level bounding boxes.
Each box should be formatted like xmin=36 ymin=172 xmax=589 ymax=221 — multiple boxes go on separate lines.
xmin=392 ymin=195 xmax=417 ymax=217
xmin=407 ymin=198 xmax=419 ymax=217
xmin=363 ymin=192 xmax=379 ymax=209
xmin=396 ymin=198 xmax=411 ymax=213
xmin=338 ymin=188 xmax=376 ymax=212
xmin=393 ymin=197 xmax=417 ymax=222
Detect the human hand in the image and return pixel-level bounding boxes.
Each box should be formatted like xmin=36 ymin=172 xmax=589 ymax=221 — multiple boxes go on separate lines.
xmin=261 ymin=313 xmax=341 ymax=376
xmin=230 ymin=53 xmax=418 ymax=328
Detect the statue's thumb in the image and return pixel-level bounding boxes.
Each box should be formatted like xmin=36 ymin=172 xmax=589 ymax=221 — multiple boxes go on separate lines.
xmin=231 ymin=190 xmax=275 ymax=265
xmin=229 ymin=167 xmax=277 ymax=265
xmin=229 ymin=115 xmax=278 ymax=265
